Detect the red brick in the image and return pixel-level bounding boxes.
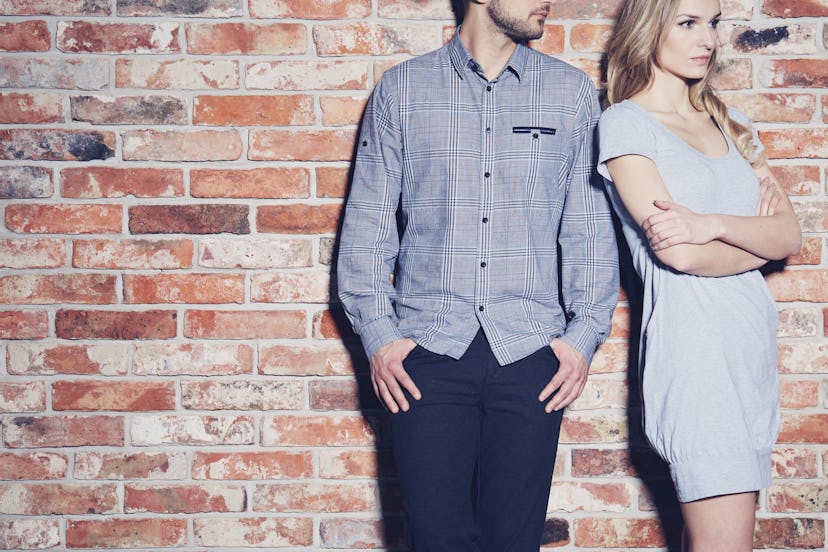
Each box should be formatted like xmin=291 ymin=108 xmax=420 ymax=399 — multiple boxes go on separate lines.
xmin=119 ymin=0 xmax=241 ymax=16
xmin=249 ymin=129 xmax=355 ymax=161
xmin=6 ymin=204 xmax=121 ymax=234
xmin=133 ymin=342 xmax=254 ymax=376
xmin=0 ymin=57 xmax=109 ymax=89
xmin=789 ymin=237 xmax=821 ymax=267
xmin=193 ymin=451 xmax=313 ymax=480
xmin=527 ymin=25 xmax=565 ymax=55
xmin=125 ymin=483 xmax=246 ymax=513
xmin=67 ymin=518 xmax=187 ymax=549
xmin=252 ymin=272 xmax=330 ymax=303
xmin=0 ymin=128 xmax=115 ymax=161
xmin=2 ymin=415 xmax=123 ymax=447
xmin=0 ymin=274 xmax=115 ymax=305
xmin=0 ymin=452 xmax=67 ymax=480
xmin=74 ymin=451 xmax=188 ymax=480
xmin=721 ymin=92 xmax=816 ymax=123
xmin=569 ymin=378 xmax=628 ymax=410
xmin=0 ymin=166 xmax=52 ymax=198
xmin=772 ymin=447 xmax=819 ymax=479
xmin=779 ymin=379 xmax=820 ymax=409
xmin=7 ymin=343 xmax=129 ymax=376
xmin=711 ymin=58 xmax=753 ymax=90
xmin=0 ymin=238 xmax=65 ymax=269
xmin=257 ymin=203 xmax=342 ymax=234
xmin=761 ymin=59 xmax=828 ymax=88
xmin=768 ymin=484 xmax=828 ymax=513
xmin=766 ymin=270 xmax=828 ymax=302
xmin=250 ymin=0 xmax=370 ymax=18
xmin=575 ymin=518 xmax=666 ymax=547
xmin=549 ymin=481 xmax=633 ymax=512
xmin=609 ymin=305 xmax=629 ymax=338
xmin=778 ymin=413 xmax=828 ymax=443
xmin=194 ymin=517 xmax=313 ymax=547
xmin=547 ymin=0 xmax=620 ymax=18
xmin=314 ymin=23 xmax=439 ymax=56
xmin=753 ymin=518 xmax=825 ymax=548
xmin=61 ymin=167 xmax=182 ymax=198
xmin=194 ymin=94 xmax=313 ymax=126
xmin=761 ymin=129 xmax=828 ymax=159
xmin=246 ymin=60 xmax=368 ymax=90
xmin=316 ymin=166 xmax=350 ymax=198
xmin=571 ymin=448 xmax=636 ymax=477
xmin=187 ymin=22 xmax=305 ymax=55
xmin=0 ymin=310 xmax=48 ymax=340
xmin=191 ymin=168 xmax=310 ymax=199
xmin=181 ymin=380 xmax=304 ymax=410
xmin=570 ymin=23 xmax=613 ymax=53
xmin=378 ymin=0 xmax=452 ymax=17
xmin=131 ymin=415 xmax=255 ymax=446
xmin=560 ymin=413 xmax=628 ymax=443
xmin=0 ymin=483 xmax=117 ymax=515
xmin=185 ymin=309 xmax=305 ymax=339
xmin=312 ymin=307 xmax=360 ymax=340
xmin=778 ymin=342 xmax=828 ymax=374
xmin=56 ymin=309 xmax=177 ymax=340
xmin=763 ymin=0 xmax=828 ymax=17
xmin=59 ymin=21 xmax=178 ymax=54
xmin=262 ymin=415 xmax=377 ymax=446
xmin=320 ymin=449 xmax=393 ymax=480
xmin=73 ymin=239 xmax=192 ymax=269
xmin=70 ymin=94 xmax=186 ymax=125
xmin=310 ymin=379 xmax=361 ymax=411
xmin=253 ymin=481 xmax=377 ymax=512
xmin=0 ymin=519 xmax=59 ymax=549
xmin=319 ymin=518 xmax=404 ymax=549
xmin=0 ymin=20 xmax=50 ymax=51
xmin=0 ymin=381 xmax=45 ymax=413
xmin=1 ymin=0 xmax=109 ymax=15
xmin=769 ymin=164 xmax=821 ymax=196
xmin=259 ymin=343 xmax=361 ymax=376
xmin=0 ymin=92 xmax=62 ymax=123
xmin=320 ymin=95 xmax=368 ymax=126
xmin=124 ymin=273 xmax=244 ymax=304
xmin=116 ymin=58 xmax=239 ymax=89
xmin=124 ymin=129 xmax=242 ymax=161
xmin=129 ymin=204 xmax=249 ymax=234
xmin=52 ymin=380 xmax=175 ymax=412
xmin=589 ymin=341 xmax=629 ymax=374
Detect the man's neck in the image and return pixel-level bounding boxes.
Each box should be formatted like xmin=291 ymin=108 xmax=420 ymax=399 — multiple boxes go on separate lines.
xmin=457 ymin=13 xmax=518 ymax=81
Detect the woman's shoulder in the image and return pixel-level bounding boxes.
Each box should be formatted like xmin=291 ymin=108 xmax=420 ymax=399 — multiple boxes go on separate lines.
xmin=599 ymin=99 xmax=646 ymax=128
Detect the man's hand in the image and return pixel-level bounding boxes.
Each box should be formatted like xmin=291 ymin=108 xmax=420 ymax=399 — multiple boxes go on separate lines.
xmin=538 ymin=339 xmax=588 ymax=413
xmin=370 ymin=338 xmax=420 ymax=413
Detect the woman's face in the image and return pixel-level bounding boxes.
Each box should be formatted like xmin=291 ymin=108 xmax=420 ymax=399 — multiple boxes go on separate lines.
xmin=657 ymin=0 xmax=722 ymax=81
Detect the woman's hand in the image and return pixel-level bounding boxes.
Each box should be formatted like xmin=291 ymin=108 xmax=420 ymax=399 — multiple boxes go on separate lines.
xmin=756 ymin=176 xmax=780 ymax=217
xmin=642 ymin=200 xmax=719 ymax=251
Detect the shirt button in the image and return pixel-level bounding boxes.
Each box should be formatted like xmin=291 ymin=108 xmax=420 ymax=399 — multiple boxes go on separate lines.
xmin=482 ymin=217 xmax=488 ymax=223
xmin=484 ymin=172 xmax=491 ymax=178
xmin=480 ymin=262 xmax=487 ymax=268
xmin=479 ymin=305 xmax=485 ymax=312
xmin=485 ymin=127 xmax=491 ymax=133
xmin=486 ymin=85 xmax=492 ymax=91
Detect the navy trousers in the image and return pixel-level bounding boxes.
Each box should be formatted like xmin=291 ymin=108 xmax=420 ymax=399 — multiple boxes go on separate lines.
xmin=390 ymin=330 xmax=563 ymax=552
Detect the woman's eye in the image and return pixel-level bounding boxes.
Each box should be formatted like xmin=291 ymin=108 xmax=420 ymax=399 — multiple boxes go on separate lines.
xmin=679 ymin=20 xmax=695 ymax=28
xmin=710 ymin=19 xmax=720 ymax=28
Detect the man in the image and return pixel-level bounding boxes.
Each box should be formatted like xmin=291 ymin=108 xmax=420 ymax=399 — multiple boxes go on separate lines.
xmin=337 ymin=1 xmax=619 ymax=550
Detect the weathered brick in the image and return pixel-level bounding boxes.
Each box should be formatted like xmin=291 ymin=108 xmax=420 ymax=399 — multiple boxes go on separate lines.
xmin=314 ymin=23 xmax=440 ymax=56
xmin=711 ymin=58 xmax=752 ymax=90
xmin=0 ymin=274 xmax=116 ymax=305
xmin=131 ymin=415 xmax=255 ymax=446
xmin=123 ymin=129 xmax=242 ymax=161
xmin=0 ymin=166 xmax=52 ymax=199
xmin=760 ymin=59 xmax=828 ymax=88
xmin=790 ymin=237 xmax=822 ymax=265
xmin=0 ymin=310 xmax=48 ymax=340
xmin=772 ymin=447 xmax=819 ymax=479
xmin=52 ymin=380 xmax=176 ymax=412
xmin=309 ymin=379 xmax=363 ymax=411
xmin=129 ymin=204 xmax=249 ymax=234
xmin=70 ymin=95 xmax=187 ymax=125
xmin=0 ymin=58 xmax=109 ymax=89
xmin=252 ymin=272 xmax=331 ymax=303
xmin=0 ymin=20 xmax=50 ymax=52
xmin=181 ymin=380 xmax=304 ymax=410
xmin=246 ymin=60 xmax=368 ymax=90
xmin=253 ymin=481 xmax=377 ymax=512
xmin=74 ymin=451 xmax=188 ymax=480
xmin=133 ymin=342 xmax=254 ymax=376
xmin=6 ymin=204 xmax=121 ymax=234
xmin=257 ymin=203 xmax=342 ymax=234
xmin=779 ymin=379 xmax=820 ymax=409
xmin=66 ymin=518 xmax=187 ymax=549
xmin=570 ymin=23 xmax=612 ymax=53
xmin=250 ymin=0 xmax=371 ymax=18
xmin=187 ymin=22 xmax=306 ymax=55
xmin=571 ymin=448 xmax=636 ymax=477
xmin=0 ymin=239 xmax=65 ymax=269
xmin=721 ymin=92 xmax=816 ymax=123
xmin=588 ymin=341 xmax=629 ymax=374
xmin=199 ymin=237 xmax=312 ymax=268
xmin=769 ymin=164 xmax=821 ymax=196
xmin=2 ymin=415 xmax=124 ymax=448
xmin=574 ymin=518 xmax=666 ymax=548
xmin=0 ymin=483 xmax=117 ymax=515
xmin=194 ymin=517 xmax=313 ymax=547
xmin=763 ymin=0 xmax=828 ymax=17
xmin=560 ymin=413 xmax=628 ymax=444
xmin=319 ymin=449 xmax=395 ymax=480
xmin=7 ymin=343 xmax=128 ymax=376
xmin=312 ymin=307 xmax=361 ymax=340
xmin=548 ymin=481 xmax=633 ymax=513
xmin=319 ymin=518 xmax=404 ymax=549
xmin=56 ymin=309 xmax=177 ymax=340
xmin=0 ymin=452 xmax=67 ymax=480
xmin=125 ymin=483 xmax=246 ymax=513
xmin=192 ymin=451 xmax=313 ymax=480
xmin=320 ymin=236 xmax=336 ymax=265
xmin=259 ymin=343 xmax=361 ymax=376
xmin=124 ymin=273 xmax=244 ymax=304
xmin=545 ymin=0 xmax=620 ymax=18
xmin=191 ymin=168 xmax=310 ymax=198
xmin=0 ymin=92 xmax=62 ymax=123
xmin=793 ymin=201 xmax=828 ymax=233
xmin=0 ymin=129 xmax=115 ymax=161
xmin=249 ymin=129 xmax=355 ymax=161
xmin=766 ymin=270 xmax=828 ymax=302
xmin=0 ymin=382 xmax=45 ymax=413
xmin=609 ymin=304 xmax=629 ymax=338
xmin=118 ymin=0 xmax=243 ymax=17
xmin=73 ymin=239 xmax=193 ymax=269
xmin=761 ymin=129 xmax=828 ymax=159
xmin=262 ymin=415 xmax=377 ymax=446
xmin=723 ymin=24 xmax=817 ymax=55
xmin=320 ymin=95 xmax=368 ymax=126
xmin=778 ymin=341 xmax=828 ymax=374
xmin=768 ymin=484 xmax=828 ymax=512
xmin=194 ymin=94 xmax=314 ymax=126
xmin=61 ymin=166 xmax=183 ymax=198
xmin=777 ymin=307 xmax=821 ymax=338
xmin=778 ymin=414 xmax=828 ymax=443
xmin=568 ymin=378 xmax=628 ymax=410
xmin=528 ymin=25 xmax=565 ymax=55
xmin=185 ymin=309 xmax=306 ymax=339
xmin=58 ymin=21 xmax=179 ymax=53
xmin=1 ymin=0 xmax=109 ymax=15
xmin=0 ymin=519 xmax=59 ymax=549
xmin=753 ymin=518 xmax=825 ymax=549
xmin=116 ymin=58 xmax=239 ymax=89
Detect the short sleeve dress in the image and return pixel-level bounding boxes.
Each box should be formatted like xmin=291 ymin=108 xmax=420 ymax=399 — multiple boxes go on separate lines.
xmin=597 ymin=100 xmax=780 ymax=503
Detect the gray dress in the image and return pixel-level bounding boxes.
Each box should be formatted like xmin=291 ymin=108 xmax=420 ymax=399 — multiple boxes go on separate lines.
xmin=597 ymin=100 xmax=780 ymax=502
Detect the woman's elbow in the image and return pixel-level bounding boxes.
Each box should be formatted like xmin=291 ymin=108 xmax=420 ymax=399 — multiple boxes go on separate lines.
xmin=653 ymin=247 xmax=698 ymax=274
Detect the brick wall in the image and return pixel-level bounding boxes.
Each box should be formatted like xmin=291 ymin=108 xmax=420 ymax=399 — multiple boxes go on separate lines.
xmin=0 ymin=0 xmax=825 ymax=550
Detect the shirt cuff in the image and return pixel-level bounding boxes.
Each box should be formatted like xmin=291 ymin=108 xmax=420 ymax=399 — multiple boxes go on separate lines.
xmin=559 ymin=320 xmax=602 ymax=366
xmin=357 ymin=316 xmax=404 ymax=360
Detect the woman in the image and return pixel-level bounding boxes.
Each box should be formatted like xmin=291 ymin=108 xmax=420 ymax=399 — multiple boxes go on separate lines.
xmin=597 ymin=0 xmax=802 ymax=550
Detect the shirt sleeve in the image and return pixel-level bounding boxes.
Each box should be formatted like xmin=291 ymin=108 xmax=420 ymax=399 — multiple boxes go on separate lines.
xmin=336 ymin=73 xmax=405 ymax=360
xmin=556 ymin=79 xmax=620 ymax=365
xmin=596 ymin=103 xmax=658 ymax=183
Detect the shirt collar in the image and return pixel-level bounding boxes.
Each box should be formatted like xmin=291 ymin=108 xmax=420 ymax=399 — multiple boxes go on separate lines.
xmin=448 ymin=29 xmax=528 ymax=82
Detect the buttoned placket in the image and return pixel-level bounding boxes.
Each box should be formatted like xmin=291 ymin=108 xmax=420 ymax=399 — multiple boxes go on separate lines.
xmin=477 ymin=77 xmax=496 ymax=316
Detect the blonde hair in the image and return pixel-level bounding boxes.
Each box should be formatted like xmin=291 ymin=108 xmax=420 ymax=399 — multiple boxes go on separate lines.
xmin=604 ymin=0 xmax=763 ymax=165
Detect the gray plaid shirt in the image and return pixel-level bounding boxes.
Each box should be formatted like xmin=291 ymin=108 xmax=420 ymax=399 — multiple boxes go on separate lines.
xmin=338 ymin=34 xmax=618 ymax=366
